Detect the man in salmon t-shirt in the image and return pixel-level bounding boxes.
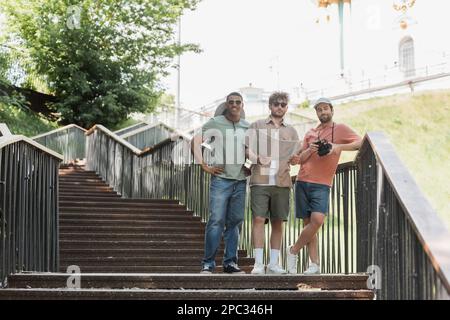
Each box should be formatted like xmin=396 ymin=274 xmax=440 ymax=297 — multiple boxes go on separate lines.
xmin=286 ymin=97 xmax=362 ymax=274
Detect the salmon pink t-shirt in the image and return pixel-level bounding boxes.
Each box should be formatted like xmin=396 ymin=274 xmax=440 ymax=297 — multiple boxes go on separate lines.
xmin=297 ymin=123 xmax=361 ymax=187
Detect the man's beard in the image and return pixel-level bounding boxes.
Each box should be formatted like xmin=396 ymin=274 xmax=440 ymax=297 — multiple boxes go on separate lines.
xmin=271 ymin=111 xmax=285 ymax=119
xmin=319 ymin=114 xmax=332 ymax=123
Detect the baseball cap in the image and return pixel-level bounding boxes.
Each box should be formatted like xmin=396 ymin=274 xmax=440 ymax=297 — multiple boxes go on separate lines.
xmin=313 ymin=97 xmax=333 ymax=109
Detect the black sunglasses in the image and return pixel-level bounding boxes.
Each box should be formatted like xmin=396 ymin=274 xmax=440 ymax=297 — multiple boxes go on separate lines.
xmin=272 ymin=102 xmax=287 ymax=108
xmin=227 ymin=100 xmax=242 ymax=105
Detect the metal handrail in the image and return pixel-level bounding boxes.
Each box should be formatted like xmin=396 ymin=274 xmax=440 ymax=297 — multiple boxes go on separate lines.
xmin=114 ymin=121 xmax=150 ymax=136
xmin=355 ymin=132 xmax=450 ymax=299
xmin=85 ymin=124 xmax=143 ymax=155
xmin=86 ymin=123 xmax=191 ymax=154
xmin=32 ymin=124 xmax=87 ymax=163
xmin=0 ymin=134 xmax=64 ymax=161
xmin=119 ymin=122 xmax=168 ymax=139
xmin=120 ymin=121 xmax=190 ymax=139
xmin=117 ymin=121 xmax=182 ymax=151
xmin=31 ymin=124 xmax=86 ymax=140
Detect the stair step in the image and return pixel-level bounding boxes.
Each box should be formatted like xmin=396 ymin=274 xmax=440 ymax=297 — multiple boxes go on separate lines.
xmin=59 ymin=201 xmax=186 ymax=211
xmin=59 ymin=208 xmax=194 ymax=214
xmin=59 ymin=248 xmax=247 ymax=258
xmin=58 ymin=172 xmax=99 ymax=177
xmin=58 ymin=172 xmax=103 ymax=181
xmin=59 ymin=169 xmax=97 ymax=175
xmin=59 ymin=177 xmax=104 ymax=182
xmin=58 ymin=197 xmax=180 ymax=204
xmin=59 ymin=219 xmax=202 ymax=227
xmin=0 ymin=288 xmax=374 ymax=300
xmin=59 ymin=202 xmax=186 ymax=209
xmin=59 ymin=181 xmax=110 ymax=187
xmin=59 ymin=192 xmax=121 ymax=198
xmin=7 ymin=273 xmax=371 ymax=290
xmin=57 ymin=265 xmax=254 ymax=274
xmin=59 ymin=186 xmax=114 ymax=192
xmin=59 ymin=213 xmax=201 ymax=222
xmin=60 ymin=226 xmax=205 ymax=233
xmin=59 ymin=240 xmax=206 ymax=249
xmin=59 ymin=232 xmax=205 ymax=241
xmin=59 ymin=256 xmax=254 ymax=267
xmin=58 ymin=175 xmax=105 ymax=180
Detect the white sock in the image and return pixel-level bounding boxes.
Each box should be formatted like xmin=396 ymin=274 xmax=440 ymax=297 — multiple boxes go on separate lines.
xmin=269 ymin=249 xmax=280 ymax=266
xmin=254 ymin=248 xmax=264 ymax=265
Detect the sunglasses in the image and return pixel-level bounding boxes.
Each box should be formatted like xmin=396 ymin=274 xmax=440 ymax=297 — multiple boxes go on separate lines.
xmin=227 ymin=100 xmax=242 ymax=105
xmin=272 ymin=102 xmax=287 ymax=108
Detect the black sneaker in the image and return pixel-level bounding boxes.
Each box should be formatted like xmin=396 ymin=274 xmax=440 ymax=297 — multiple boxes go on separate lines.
xmin=200 ymin=265 xmax=213 ymax=274
xmin=223 ymin=262 xmax=246 ymax=274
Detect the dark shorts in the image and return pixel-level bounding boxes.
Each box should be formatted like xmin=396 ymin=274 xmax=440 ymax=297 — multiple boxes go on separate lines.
xmin=295 ymin=181 xmax=330 ymax=219
xmin=250 ymin=186 xmax=291 ymax=221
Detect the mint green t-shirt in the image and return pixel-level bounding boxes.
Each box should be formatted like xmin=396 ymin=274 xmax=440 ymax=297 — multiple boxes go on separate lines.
xmin=202 ymin=115 xmax=250 ymax=181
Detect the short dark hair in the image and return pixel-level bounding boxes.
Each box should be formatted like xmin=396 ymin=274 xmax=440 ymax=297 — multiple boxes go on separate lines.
xmin=269 ymin=91 xmax=289 ymax=106
xmin=226 ymin=92 xmax=243 ymax=102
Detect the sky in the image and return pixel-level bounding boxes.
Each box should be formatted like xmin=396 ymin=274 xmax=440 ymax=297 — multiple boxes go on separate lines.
xmin=162 ymin=0 xmax=450 ymax=109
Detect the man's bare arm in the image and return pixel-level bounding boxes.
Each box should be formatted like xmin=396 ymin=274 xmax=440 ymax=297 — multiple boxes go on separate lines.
xmin=191 ymin=134 xmax=224 ymax=175
xmin=331 ymin=139 xmax=363 ymax=153
xmin=290 ymin=143 xmax=318 ymax=165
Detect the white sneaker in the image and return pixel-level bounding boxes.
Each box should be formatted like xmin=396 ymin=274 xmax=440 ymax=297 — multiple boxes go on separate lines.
xmin=285 ymin=246 xmax=298 ymax=274
xmin=303 ymin=263 xmax=320 ymax=275
xmin=251 ymin=263 xmax=265 ymax=274
xmin=266 ymin=264 xmax=287 ymax=274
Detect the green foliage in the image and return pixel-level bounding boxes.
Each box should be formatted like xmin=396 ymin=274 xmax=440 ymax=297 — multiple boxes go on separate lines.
xmin=158 ymin=93 xmax=176 ymax=111
xmin=0 ymin=101 xmax=58 ymax=136
xmin=337 ymin=90 xmax=450 ymax=228
xmin=109 ymin=116 xmax=140 ymax=132
xmin=297 ymin=100 xmax=310 ymax=109
xmin=0 ymin=86 xmax=28 ymax=110
xmin=0 ymin=52 xmax=8 ymax=83
xmin=3 ymin=0 xmax=200 ymax=128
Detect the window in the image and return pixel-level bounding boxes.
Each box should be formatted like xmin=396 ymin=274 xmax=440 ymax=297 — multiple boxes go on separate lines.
xmin=399 ymin=36 xmax=415 ymax=78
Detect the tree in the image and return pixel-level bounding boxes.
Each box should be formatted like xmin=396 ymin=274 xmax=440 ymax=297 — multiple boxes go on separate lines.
xmin=3 ymin=0 xmax=200 ymax=128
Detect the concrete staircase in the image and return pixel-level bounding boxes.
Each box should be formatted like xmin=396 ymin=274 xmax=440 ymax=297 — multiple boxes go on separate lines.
xmin=0 ymin=166 xmax=374 ymax=300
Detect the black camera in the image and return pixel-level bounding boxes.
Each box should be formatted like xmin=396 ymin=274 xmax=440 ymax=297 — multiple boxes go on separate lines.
xmin=314 ymin=139 xmax=332 ymax=157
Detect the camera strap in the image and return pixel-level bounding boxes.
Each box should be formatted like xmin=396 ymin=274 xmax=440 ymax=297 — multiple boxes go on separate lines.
xmin=317 ymin=122 xmax=335 ymax=143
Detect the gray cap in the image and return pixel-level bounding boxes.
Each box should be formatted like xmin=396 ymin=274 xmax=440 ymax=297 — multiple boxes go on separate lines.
xmin=313 ymin=97 xmax=333 ymax=109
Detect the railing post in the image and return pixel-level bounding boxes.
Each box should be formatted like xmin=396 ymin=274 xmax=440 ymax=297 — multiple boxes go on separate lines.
xmin=169 ymin=148 xmax=174 ymax=200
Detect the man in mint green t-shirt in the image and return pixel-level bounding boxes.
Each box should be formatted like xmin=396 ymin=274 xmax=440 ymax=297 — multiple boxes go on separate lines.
xmin=192 ymin=92 xmax=249 ymax=274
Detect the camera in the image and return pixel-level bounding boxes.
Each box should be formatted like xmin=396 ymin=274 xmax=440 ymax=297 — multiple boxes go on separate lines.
xmin=314 ymin=139 xmax=332 ymax=157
